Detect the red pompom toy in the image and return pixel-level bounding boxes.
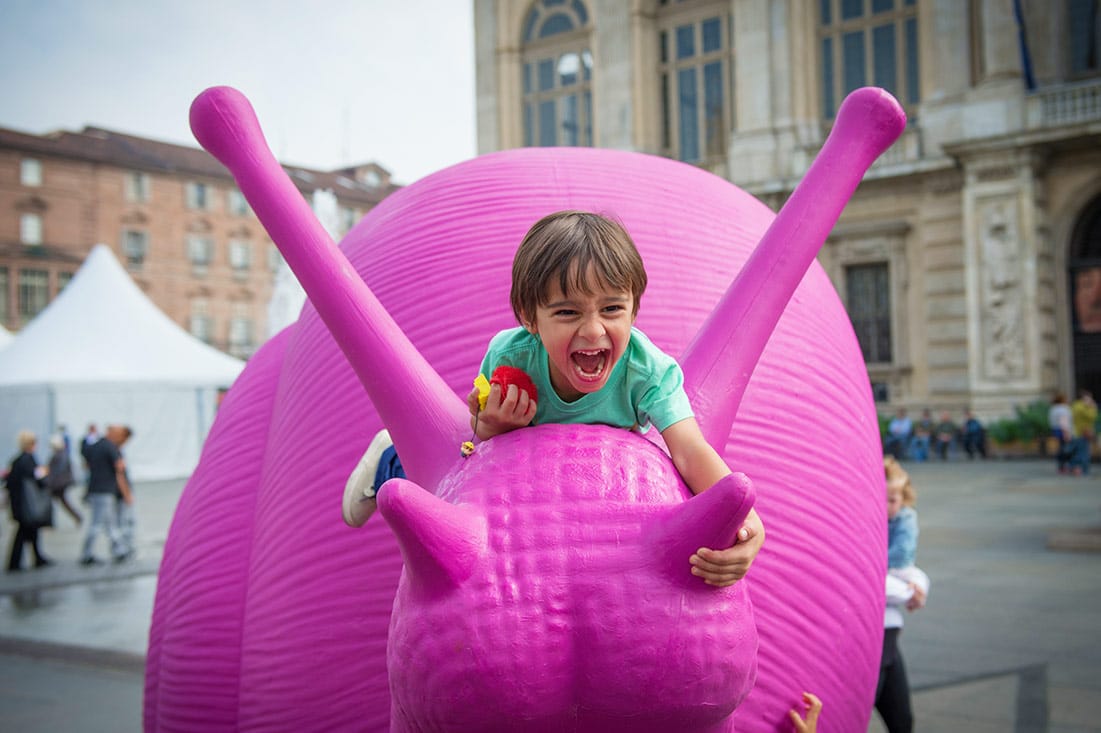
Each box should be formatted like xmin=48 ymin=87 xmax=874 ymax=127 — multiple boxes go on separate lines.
xmin=463 ymin=366 xmax=539 ymax=457
xmin=489 ymin=365 xmax=538 ymax=404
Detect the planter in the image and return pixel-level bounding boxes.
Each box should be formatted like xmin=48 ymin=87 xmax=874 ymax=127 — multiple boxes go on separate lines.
xmin=990 ymin=439 xmax=1045 ymax=459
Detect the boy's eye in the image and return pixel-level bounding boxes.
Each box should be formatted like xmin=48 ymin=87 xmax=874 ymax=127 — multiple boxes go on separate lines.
xmin=603 ymin=304 xmax=626 ymax=315
xmin=553 ymin=309 xmax=578 ymax=317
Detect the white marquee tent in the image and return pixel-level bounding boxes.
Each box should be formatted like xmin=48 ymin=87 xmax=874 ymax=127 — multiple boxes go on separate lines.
xmin=0 ymin=245 xmax=244 ymax=480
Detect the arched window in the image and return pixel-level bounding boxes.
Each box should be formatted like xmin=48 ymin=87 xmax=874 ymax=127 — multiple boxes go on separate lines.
xmin=521 ymin=0 xmax=593 ymax=147
xmin=818 ymin=0 xmax=919 ymax=120
xmin=657 ymin=0 xmax=734 ymax=165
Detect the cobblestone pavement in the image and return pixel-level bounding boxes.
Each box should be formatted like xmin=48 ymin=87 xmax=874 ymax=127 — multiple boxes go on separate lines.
xmin=1 ymin=461 xmax=1099 ymax=732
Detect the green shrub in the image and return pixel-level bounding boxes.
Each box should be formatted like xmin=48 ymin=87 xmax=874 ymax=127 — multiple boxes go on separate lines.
xmin=986 ymin=400 xmax=1050 ymax=445
xmin=986 ymin=418 xmax=1019 ymax=444
xmin=1011 ymin=400 xmax=1050 ymax=442
xmin=878 ymin=413 xmax=891 ymax=441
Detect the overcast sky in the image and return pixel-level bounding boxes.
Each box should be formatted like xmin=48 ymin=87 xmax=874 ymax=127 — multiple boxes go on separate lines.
xmin=0 ymin=0 xmax=478 ymax=185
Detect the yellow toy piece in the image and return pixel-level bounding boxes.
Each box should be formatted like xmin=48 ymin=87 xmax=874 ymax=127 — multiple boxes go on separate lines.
xmin=473 ymin=374 xmax=491 ymax=410
xmin=462 ymin=374 xmax=492 ymax=458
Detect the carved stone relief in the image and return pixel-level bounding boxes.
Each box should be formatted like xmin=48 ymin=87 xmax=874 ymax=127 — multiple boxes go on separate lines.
xmin=978 ymin=198 xmax=1026 ymax=379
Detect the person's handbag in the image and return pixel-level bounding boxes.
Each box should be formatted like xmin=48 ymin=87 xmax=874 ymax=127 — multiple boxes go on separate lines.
xmin=21 ymin=476 xmax=53 ymax=528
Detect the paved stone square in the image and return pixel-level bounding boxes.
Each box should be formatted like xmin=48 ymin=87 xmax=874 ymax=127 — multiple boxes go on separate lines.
xmin=1 ymin=460 xmax=1099 ymax=732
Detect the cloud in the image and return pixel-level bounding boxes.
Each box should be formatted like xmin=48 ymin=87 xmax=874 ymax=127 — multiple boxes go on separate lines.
xmin=0 ymin=0 xmax=477 ymax=183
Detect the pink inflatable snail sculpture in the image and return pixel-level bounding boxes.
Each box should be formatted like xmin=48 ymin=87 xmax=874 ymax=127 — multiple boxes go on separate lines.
xmin=144 ymin=86 xmax=905 ymax=732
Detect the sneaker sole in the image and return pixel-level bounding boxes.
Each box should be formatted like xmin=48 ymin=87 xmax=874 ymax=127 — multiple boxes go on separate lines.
xmin=342 ymin=429 xmax=393 ymax=527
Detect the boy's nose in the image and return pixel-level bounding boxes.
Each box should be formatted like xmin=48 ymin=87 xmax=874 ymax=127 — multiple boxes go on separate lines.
xmin=578 ymin=314 xmax=605 ymax=340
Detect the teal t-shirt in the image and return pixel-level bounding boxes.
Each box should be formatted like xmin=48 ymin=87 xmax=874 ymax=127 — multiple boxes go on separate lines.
xmin=479 ymin=326 xmax=693 ymax=433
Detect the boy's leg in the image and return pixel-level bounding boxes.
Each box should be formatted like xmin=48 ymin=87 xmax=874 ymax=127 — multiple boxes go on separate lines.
xmin=343 ymin=429 xmax=401 ymax=528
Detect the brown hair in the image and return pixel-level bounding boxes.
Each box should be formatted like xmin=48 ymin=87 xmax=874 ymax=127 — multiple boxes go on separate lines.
xmin=509 ymin=211 xmax=647 ymax=326
xmin=883 ymin=456 xmax=916 ymax=507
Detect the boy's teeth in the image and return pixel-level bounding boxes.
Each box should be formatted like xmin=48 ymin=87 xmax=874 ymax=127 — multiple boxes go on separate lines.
xmin=573 ymin=350 xmax=605 ymax=375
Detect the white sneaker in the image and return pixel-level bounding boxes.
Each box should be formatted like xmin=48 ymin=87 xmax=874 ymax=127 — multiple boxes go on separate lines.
xmin=342 ymin=429 xmax=393 ymax=528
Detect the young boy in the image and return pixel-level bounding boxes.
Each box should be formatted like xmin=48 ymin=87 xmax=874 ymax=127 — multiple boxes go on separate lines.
xmin=346 ymin=211 xmax=763 ymax=586
xmin=468 ymin=210 xmax=761 ymax=585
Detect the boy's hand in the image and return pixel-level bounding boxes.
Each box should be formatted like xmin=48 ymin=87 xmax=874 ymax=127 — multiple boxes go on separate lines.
xmin=689 ymin=507 xmax=765 ymax=587
xmin=905 ymin=583 xmax=926 ymax=611
xmin=788 ymin=692 xmax=822 ymax=733
xmin=466 ymin=383 xmax=536 ymax=440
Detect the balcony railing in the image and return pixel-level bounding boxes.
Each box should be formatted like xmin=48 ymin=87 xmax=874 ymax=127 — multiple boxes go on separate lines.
xmin=1027 ymin=78 xmax=1101 ymax=129
xmin=757 ymin=79 xmax=1101 ymax=189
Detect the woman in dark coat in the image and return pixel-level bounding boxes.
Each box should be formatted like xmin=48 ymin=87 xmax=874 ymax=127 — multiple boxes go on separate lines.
xmin=6 ymin=429 xmax=52 ymax=571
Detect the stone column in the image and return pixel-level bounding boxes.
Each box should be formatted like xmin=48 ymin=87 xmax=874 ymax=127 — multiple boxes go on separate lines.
xmin=591 ymin=0 xmax=635 ymax=150
xmin=728 ymin=0 xmax=779 ymax=187
xmin=629 ymin=0 xmax=660 ymax=155
xmin=474 ymin=0 xmax=503 ymax=153
xmin=977 ymin=0 xmax=1024 ymax=84
xmin=923 ymin=0 xmax=971 ymax=103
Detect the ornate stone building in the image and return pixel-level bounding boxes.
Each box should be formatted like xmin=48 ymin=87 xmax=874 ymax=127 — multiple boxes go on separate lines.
xmin=474 ymin=0 xmax=1101 ymax=417
xmin=0 ymin=126 xmax=396 ymax=358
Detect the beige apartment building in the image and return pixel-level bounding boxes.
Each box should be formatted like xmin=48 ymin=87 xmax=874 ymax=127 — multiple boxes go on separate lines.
xmin=0 ymin=125 xmax=396 ymax=358
xmin=474 ymin=0 xmax=1101 ymax=416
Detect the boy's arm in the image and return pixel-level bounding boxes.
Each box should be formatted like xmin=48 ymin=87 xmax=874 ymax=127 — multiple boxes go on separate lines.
xmin=661 ymin=417 xmax=732 ymax=494
xmin=662 ymin=417 xmax=765 ymax=587
xmin=467 ymin=383 xmax=537 ymax=440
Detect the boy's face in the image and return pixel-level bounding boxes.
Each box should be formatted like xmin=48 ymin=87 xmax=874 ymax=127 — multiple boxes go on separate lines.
xmin=886 ymin=486 xmax=903 ymax=519
xmin=525 ymin=272 xmax=635 ymax=402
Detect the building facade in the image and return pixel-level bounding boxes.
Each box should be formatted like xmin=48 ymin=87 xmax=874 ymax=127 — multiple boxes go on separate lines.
xmin=0 ymin=126 xmax=396 ymax=359
xmin=474 ymin=0 xmax=1101 ymax=417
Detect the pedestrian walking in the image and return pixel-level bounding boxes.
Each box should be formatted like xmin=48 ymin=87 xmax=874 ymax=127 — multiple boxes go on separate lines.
xmin=5 ymin=430 xmax=53 ymax=571
xmin=46 ymin=433 xmax=82 ymax=525
xmin=79 ymin=425 xmax=135 ymax=565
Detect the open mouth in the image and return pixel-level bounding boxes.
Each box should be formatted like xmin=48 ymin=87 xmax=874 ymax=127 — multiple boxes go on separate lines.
xmin=571 ymin=349 xmax=608 ymax=380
